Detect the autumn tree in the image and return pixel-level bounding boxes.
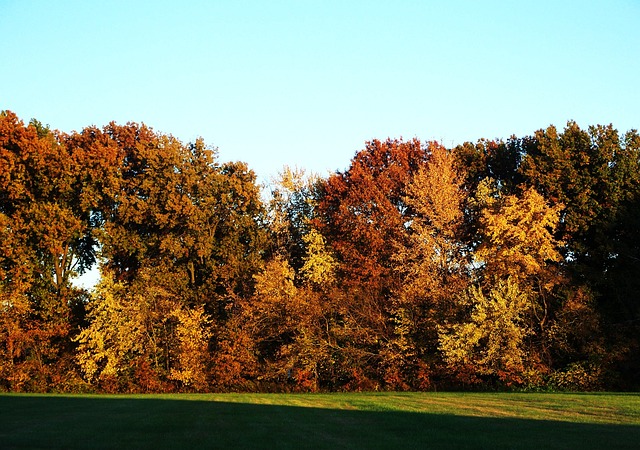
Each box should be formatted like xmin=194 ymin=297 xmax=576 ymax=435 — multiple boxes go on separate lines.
xmin=213 ymin=257 xmax=312 ymax=390
xmin=475 ymin=184 xmax=564 ymax=291
xmin=386 ymin=143 xmax=469 ymax=388
xmin=3 ymin=107 xmax=639 ymax=392
xmin=0 ymin=111 xmax=106 ymax=391
xmin=0 ymin=113 xmax=101 ymax=293
xmin=76 ymin=266 xmax=212 ymax=392
xmin=75 ymin=273 xmax=146 ymax=389
xmin=313 ymin=138 xmax=429 ymax=385
xmin=73 ymin=123 xmax=266 ymax=390
xmin=300 ymin=228 xmax=337 ymax=287
xmin=317 ymin=138 xmax=427 ymax=287
xmin=519 ymin=123 xmax=640 ymax=387
xmin=98 ymin=124 xmax=266 ymax=318
xmin=477 ymin=183 xmax=567 ymax=373
xmin=213 ymin=227 xmax=344 ymax=391
xmin=265 ymin=166 xmax=321 ymax=269
xmin=438 ymin=278 xmax=533 ymax=385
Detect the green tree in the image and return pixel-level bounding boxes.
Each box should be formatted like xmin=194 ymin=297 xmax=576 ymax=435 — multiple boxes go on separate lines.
xmin=519 ymin=123 xmax=640 ymax=387
xmin=453 ymin=137 xmax=523 ymax=195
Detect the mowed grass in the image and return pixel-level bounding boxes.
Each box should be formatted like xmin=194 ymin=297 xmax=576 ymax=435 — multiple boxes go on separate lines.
xmin=1 ymin=392 xmax=639 ymax=449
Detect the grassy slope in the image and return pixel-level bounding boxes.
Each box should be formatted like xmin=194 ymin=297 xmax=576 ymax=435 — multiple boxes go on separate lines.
xmin=1 ymin=392 xmax=638 ymax=449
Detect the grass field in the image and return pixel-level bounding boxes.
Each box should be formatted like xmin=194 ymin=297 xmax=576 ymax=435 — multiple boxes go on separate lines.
xmin=1 ymin=392 xmax=639 ymax=449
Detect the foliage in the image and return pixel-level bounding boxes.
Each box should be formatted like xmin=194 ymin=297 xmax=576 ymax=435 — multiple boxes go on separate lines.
xmin=300 ymin=228 xmax=336 ymax=286
xmin=265 ymin=166 xmax=320 ymax=268
xmin=0 ymin=111 xmax=96 ymax=391
xmin=75 ymin=274 xmax=145 ymax=384
xmin=168 ymin=305 xmax=211 ymax=390
xmin=439 ymin=278 xmax=532 ymax=385
xmin=386 ymin=143 xmax=469 ymax=388
xmin=475 ymin=185 xmax=563 ymax=286
xmin=316 ymin=138 xmax=427 ymax=289
xmin=2 ymin=109 xmax=639 ymax=392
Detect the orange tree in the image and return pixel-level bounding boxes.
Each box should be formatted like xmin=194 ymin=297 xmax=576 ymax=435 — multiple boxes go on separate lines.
xmin=0 ymin=111 xmax=113 ymax=391
xmin=314 ymin=138 xmax=431 ymax=388
xmin=78 ymin=123 xmax=267 ymax=390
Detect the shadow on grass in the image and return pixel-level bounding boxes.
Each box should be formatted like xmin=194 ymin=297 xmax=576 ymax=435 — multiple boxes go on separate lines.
xmin=0 ymin=395 xmax=638 ymax=450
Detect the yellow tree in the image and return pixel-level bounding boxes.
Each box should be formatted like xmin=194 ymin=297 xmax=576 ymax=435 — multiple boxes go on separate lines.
xmin=439 ymin=182 xmax=565 ymax=386
xmin=438 ymin=278 xmax=532 ymax=385
xmin=475 ymin=183 xmax=565 ymax=340
xmin=76 ymin=265 xmax=212 ymax=392
xmin=300 ymin=228 xmax=337 ymax=286
xmin=476 ymin=184 xmax=564 ymax=291
xmin=75 ymin=273 xmax=146 ymax=386
xmin=388 ymin=143 xmax=469 ymax=388
xmin=168 ymin=305 xmax=211 ymax=391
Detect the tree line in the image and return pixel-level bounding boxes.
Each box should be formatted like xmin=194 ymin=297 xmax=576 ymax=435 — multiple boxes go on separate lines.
xmin=1 ymin=109 xmax=639 ymax=392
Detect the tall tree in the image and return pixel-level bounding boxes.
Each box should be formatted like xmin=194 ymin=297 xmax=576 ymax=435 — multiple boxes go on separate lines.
xmin=519 ymin=122 xmax=621 ymax=274
xmin=74 ymin=123 xmax=267 ymax=390
xmin=0 ymin=111 xmax=106 ymax=391
xmin=476 ymin=183 xmax=567 ymax=372
xmin=519 ymin=123 xmax=640 ymax=387
xmin=99 ymin=124 xmax=266 ymax=316
xmin=315 ymin=138 xmax=429 ymax=387
xmin=388 ymin=143 xmax=469 ymax=388
xmin=316 ymin=138 xmax=427 ymax=290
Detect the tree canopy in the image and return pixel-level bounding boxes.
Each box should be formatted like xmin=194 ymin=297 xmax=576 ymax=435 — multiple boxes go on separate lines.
xmin=1 ymin=109 xmax=639 ymax=392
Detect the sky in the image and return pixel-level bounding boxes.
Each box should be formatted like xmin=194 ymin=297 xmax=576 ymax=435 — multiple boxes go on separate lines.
xmin=2 ymin=0 xmax=640 ymax=185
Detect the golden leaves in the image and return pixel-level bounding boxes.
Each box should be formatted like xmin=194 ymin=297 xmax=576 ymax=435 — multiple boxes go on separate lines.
xmin=476 ymin=186 xmax=564 ymax=287
xmin=75 ymin=274 xmax=146 ymax=382
xmin=301 ymin=228 xmax=336 ymax=286
xmin=169 ymin=306 xmax=211 ymax=389
xmin=438 ymin=278 xmax=531 ymax=380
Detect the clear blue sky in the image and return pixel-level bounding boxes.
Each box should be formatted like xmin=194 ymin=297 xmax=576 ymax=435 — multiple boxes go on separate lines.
xmin=2 ymin=0 xmax=639 ymax=183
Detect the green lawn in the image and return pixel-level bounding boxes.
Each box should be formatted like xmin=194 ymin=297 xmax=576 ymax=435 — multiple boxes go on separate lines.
xmin=1 ymin=392 xmax=638 ymax=449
